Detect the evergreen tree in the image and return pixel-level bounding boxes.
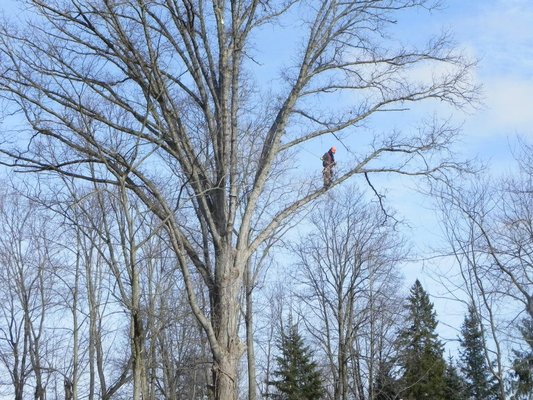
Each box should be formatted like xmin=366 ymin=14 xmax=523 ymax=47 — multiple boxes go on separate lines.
xmin=459 ymin=304 xmax=499 ymax=399
xmin=510 ymin=318 xmax=533 ymax=399
xmin=444 ymin=356 xmax=468 ymax=400
xmin=270 ymin=322 xmax=324 ymax=400
xmin=374 ymin=360 xmax=400 ymax=400
xmin=397 ymin=280 xmax=447 ymax=400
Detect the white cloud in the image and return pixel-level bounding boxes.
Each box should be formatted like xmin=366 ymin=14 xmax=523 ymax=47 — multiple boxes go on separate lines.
xmin=482 ymin=78 xmax=533 ymax=133
xmin=477 ymin=0 xmax=533 ymax=40
xmin=460 ymin=1 xmax=533 ymax=73
xmin=442 ymin=1 xmax=533 ymax=139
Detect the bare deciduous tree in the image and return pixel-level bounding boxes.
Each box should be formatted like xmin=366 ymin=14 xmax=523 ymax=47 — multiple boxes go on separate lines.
xmin=0 ymin=189 xmax=59 ymax=400
xmin=0 ymin=1 xmax=476 ymax=398
xmin=61 ymin=188 xmax=134 ymax=400
xmin=292 ymin=187 xmax=406 ymax=399
xmin=435 ymin=142 xmax=533 ymax=399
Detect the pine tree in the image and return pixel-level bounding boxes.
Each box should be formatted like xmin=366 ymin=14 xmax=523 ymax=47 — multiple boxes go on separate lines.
xmin=373 ymin=360 xmax=399 ymax=400
xmin=459 ymin=304 xmax=499 ymax=399
xmin=270 ymin=322 xmax=324 ymax=400
xmin=444 ymin=356 xmax=467 ymax=400
xmin=510 ymin=318 xmax=533 ymax=399
xmin=397 ymin=280 xmax=447 ymax=400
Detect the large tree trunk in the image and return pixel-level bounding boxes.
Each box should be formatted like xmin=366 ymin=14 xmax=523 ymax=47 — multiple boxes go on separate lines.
xmin=211 ymin=250 xmax=245 ymax=400
xmin=245 ymin=263 xmax=257 ymax=400
xmin=71 ymin=238 xmax=80 ymax=400
xmin=131 ymin=276 xmax=145 ymax=400
xmin=128 ymin=212 xmax=146 ymax=400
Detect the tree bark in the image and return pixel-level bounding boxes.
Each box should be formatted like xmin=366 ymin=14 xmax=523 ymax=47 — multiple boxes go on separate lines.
xmin=245 ymin=262 xmax=257 ymax=400
xmin=211 ymin=250 xmax=245 ymax=400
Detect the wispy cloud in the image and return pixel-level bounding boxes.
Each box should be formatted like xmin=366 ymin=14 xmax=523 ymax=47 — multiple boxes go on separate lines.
xmin=447 ymin=1 xmax=533 ymax=138
xmin=481 ymin=79 xmax=533 ymax=134
xmin=474 ymin=3 xmax=533 ymax=73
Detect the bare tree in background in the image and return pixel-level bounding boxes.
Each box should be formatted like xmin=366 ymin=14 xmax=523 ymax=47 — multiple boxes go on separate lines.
xmin=437 ymin=182 xmax=509 ymax=399
xmin=57 ymin=179 xmax=213 ymax=399
xmin=0 ymin=190 xmax=60 ymax=400
xmin=292 ymin=187 xmax=406 ymax=399
xmin=435 ymin=142 xmax=533 ymax=399
xmin=0 ymin=191 xmax=33 ymax=400
xmin=58 ymin=187 xmax=134 ymax=400
xmin=254 ymin=282 xmax=292 ymax=400
xmin=0 ymin=1 xmax=476 ymax=398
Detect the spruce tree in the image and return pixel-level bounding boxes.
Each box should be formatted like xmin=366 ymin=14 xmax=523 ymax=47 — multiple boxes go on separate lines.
xmin=444 ymin=356 xmax=467 ymax=400
xmin=270 ymin=322 xmax=324 ymax=400
xmin=374 ymin=360 xmax=400 ymax=400
xmin=397 ymin=280 xmax=447 ymax=399
xmin=510 ymin=318 xmax=533 ymax=399
xmin=459 ymin=304 xmax=498 ymax=399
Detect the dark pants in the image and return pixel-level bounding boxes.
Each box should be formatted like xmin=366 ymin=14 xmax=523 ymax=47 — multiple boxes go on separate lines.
xmin=323 ymin=165 xmax=333 ymax=187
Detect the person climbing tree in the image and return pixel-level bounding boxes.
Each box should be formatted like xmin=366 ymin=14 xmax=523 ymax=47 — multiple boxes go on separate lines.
xmin=322 ymin=146 xmax=336 ymax=188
